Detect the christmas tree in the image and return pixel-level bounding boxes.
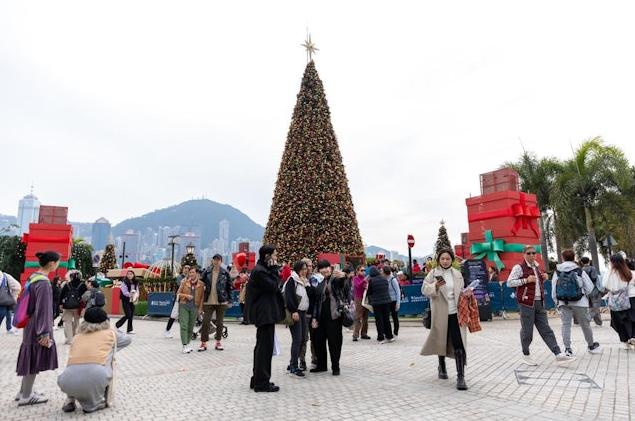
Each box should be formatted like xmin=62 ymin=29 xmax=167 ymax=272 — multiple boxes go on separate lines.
xmin=99 ymin=244 xmax=118 ymax=274
xmin=435 ymin=220 xmax=452 ymax=252
xmin=263 ymin=55 xmax=363 ymax=264
xmin=181 ymin=252 xmax=199 ymax=269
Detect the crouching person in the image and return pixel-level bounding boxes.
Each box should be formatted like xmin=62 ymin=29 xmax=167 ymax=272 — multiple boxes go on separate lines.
xmin=57 ymin=307 xmax=131 ymax=413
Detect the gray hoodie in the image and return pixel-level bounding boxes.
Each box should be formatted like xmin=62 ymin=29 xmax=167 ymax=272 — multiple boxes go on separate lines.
xmin=551 ymin=261 xmax=594 ymax=307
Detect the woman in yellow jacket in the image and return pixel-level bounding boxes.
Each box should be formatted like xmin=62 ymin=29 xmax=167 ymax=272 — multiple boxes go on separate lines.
xmin=177 ymin=267 xmax=204 ymax=354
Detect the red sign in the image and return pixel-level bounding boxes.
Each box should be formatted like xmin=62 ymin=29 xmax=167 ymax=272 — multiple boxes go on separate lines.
xmin=407 ymin=234 xmax=415 ymax=248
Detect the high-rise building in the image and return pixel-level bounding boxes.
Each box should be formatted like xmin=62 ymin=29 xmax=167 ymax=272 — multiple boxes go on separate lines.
xmin=17 ymin=190 xmax=41 ymax=235
xmin=91 ymin=217 xmax=111 ymax=251
xmin=117 ymin=230 xmax=141 ymax=266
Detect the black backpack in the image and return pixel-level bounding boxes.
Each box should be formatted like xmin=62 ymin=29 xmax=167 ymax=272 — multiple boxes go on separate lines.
xmin=62 ymin=283 xmax=82 ymax=309
xmin=90 ymin=289 xmax=106 ymax=307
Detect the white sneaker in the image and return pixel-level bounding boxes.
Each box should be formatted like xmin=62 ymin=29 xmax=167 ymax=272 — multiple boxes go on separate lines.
xmin=164 ymin=330 xmax=173 ymax=339
xmin=555 ymin=354 xmax=576 ymax=365
xmin=521 ymin=355 xmax=538 ymax=366
xmin=182 ymin=345 xmax=192 ymax=354
xmin=621 ymin=342 xmax=632 ymax=350
xmin=628 ymin=338 xmax=635 ymax=347
xmin=7 ymin=329 xmax=19 ymax=335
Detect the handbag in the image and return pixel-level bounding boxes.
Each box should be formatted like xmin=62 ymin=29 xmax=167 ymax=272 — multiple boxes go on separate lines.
xmin=170 ymin=299 xmax=179 ymax=320
xmin=422 ymin=307 xmax=432 ymax=329
xmin=338 ymin=300 xmax=355 ymax=327
xmin=280 ymin=308 xmax=295 ymax=326
xmin=607 ymin=287 xmax=631 ymax=312
xmin=361 ymin=288 xmax=373 ymax=312
xmin=0 ymin=274 xmax=16 ymax=307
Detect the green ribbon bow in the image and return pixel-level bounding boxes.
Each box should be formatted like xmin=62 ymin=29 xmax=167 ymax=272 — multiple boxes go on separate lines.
xmin=470 ymin=231 xmax=541 ymax=271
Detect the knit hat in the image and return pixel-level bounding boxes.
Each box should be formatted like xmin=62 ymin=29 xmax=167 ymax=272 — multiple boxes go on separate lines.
xmin=84 ymin=307 xmax=108 ymax=324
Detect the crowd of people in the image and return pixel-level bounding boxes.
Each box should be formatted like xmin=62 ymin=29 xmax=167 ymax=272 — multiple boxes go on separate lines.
xmin=6 ymin=244 xmax=635 ymax=409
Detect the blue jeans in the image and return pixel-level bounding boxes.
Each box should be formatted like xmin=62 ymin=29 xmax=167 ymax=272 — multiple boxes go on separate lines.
xmin=0 ymin=306 xmax=12 ymax=330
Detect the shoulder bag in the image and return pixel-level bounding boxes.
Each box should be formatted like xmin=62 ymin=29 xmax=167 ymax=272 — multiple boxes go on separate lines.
xmin=0 ymin=273 xmax=17 ymax=307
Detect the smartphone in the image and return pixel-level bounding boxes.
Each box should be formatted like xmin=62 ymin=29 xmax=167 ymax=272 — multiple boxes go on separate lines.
xmin=435 ymin=276 xmax=445 ymax=282
xmin=333 ymin=263 xmax=341 ymax=271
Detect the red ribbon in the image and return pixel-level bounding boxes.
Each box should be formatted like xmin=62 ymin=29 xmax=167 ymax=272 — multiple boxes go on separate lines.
xmin=468 ymin=192 xmax=540 ymax=236
xmin=511 ymin=194 xmax=540 ymax=236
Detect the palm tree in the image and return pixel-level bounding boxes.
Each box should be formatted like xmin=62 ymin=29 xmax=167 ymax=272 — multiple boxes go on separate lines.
xmin=550 ymin=137 xmax=632 ymax=268
xmin=504 ymin=151 xmax=563 ymax=267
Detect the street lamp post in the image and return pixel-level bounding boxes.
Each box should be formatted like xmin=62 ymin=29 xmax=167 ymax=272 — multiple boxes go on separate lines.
xmin=167 ymin=235 xmax=180 ymax=278
xmin=119 ymin=242 xmax=129 ymax=269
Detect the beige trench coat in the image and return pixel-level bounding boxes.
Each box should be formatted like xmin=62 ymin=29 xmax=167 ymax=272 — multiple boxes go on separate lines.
xmin=420 ymin=267 xmax=468 ymax=363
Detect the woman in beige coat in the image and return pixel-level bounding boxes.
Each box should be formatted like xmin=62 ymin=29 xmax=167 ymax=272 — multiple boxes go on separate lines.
xmin=420 ymin=248 xmax=468 ymax=390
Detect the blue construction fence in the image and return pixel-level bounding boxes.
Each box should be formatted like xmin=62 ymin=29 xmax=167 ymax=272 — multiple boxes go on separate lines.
xmin=147 ymin=282 xmax=562 ymax=318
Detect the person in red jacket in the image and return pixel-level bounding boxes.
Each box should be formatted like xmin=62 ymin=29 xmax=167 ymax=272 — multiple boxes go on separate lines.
xmin=280 ymin=262 xmax=292 ymax=282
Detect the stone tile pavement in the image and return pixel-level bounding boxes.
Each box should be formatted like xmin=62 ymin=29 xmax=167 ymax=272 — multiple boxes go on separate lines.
xmin=0 ymin=312 xmax=633 ymax=421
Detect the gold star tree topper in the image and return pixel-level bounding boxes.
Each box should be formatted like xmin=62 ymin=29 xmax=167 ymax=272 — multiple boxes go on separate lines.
xmin=301 ymin=33 xmax=319 ymax=62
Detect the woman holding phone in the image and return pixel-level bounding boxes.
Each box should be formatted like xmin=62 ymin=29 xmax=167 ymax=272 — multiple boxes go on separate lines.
xmin=420 ymin=248 xmax=469 ymax=390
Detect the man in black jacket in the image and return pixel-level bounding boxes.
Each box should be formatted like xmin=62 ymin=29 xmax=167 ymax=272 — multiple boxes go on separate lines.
xmin=199 ymin=254 xmax=233 ymax=351
xmin=247 ymin=245 xmax=283 ymax=392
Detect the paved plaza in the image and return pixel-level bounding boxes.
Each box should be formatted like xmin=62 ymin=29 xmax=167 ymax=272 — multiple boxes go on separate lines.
xmin=1 ymin=312 xmax=633 ymax=421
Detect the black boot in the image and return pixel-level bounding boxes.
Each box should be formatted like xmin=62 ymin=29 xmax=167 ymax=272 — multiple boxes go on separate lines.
xmin=438 ymin=356 xmax=448 ymax=379
xmin=455 ymin=350 xmax=468 ymax=390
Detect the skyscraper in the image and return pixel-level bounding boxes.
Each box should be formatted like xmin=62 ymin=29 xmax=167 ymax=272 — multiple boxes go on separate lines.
xmin=17 ymin=190 xmax=41 ymax=235
xmin=91 ymin=217 xmax=111 ymax=251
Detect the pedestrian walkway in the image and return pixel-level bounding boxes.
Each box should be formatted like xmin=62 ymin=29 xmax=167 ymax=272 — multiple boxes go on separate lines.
xmin=0 ymin=313 xmax=632 ymax=420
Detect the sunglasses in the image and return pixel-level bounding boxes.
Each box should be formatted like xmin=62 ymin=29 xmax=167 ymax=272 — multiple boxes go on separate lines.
xmin=525 ymin=252 xmax=537 ymax=255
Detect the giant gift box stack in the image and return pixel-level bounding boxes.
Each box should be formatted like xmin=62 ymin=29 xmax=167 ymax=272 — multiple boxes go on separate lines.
xmin=21 ymin=205 xmax=73 ymax=284
xmin=465 ymin=169 xmax=543 ymax=280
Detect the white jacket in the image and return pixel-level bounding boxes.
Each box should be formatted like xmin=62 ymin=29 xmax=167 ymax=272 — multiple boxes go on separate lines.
xmin=603 ymin=269 xmax=635 ymax=298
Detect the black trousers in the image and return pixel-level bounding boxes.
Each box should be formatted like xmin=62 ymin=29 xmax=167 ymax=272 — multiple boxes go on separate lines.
xmin=115 ymin=297 xmax=135 ymax=333
xmin=252 ymin=323 xmax=275 ymax=390
xmin=389 ymin=301 xmax=400 ymax=335
xmin=447 ymin=313 xmax=465 ymax=352
xmin=313 ymin=301 xmax=343 ymax=371
xmin=373 ymin=303 xmax=393 ymax=341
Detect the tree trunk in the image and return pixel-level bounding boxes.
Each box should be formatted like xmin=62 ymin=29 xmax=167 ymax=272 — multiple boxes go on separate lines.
xmin=538 ymin=216 xmax=549 ymax=270
xmin=585 ymin=205 xmax=600 ymax=269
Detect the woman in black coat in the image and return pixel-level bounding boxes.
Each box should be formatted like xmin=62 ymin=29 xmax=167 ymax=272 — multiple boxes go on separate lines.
xmin=310 ymin=260 xmax=349 ymax=376
xmin=367 ymin=266 xmax=394 ymax=343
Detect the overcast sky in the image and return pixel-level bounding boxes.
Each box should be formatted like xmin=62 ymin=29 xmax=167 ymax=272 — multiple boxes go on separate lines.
xmin=1 ymin=1 xmax=634 ymax=257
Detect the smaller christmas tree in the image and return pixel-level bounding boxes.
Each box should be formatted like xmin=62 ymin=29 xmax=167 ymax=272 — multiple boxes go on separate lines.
xmin=181 ymin=253 xmax=199 ymax=269
xmin=99 ymin=244 xmax=118 ymax=275
xmin=435 ymin=219 xmax=452 ymax=252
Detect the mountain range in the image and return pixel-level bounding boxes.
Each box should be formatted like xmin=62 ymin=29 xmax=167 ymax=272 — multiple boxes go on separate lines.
xmin=1 ymin=200 xmax=415 ymax=261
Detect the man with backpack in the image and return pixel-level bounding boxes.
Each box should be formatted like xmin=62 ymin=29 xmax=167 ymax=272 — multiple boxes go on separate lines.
xmin=581 ymin=257 xmax=603 ymax=327
xmin=59 ymin=271 xmax=87 ymax=344
xmin=551 ymin=249 xmax=600 ymax=356
xmin=81 ymin=280 xmax=106 ymax=311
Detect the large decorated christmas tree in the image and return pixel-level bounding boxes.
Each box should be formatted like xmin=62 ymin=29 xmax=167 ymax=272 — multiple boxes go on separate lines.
xmin=263 ymin=45 xmax=363 ymax=264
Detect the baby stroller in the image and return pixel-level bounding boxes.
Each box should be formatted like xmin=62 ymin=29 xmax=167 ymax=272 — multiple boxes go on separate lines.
xmin=191 ymin=310 xmax=228 ymax=341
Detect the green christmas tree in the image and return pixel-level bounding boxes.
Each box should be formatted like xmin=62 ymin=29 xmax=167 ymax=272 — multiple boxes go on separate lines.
xmin=180 ymin=253 xmax=199 ymax=269
xmin=435 ymin=220 xmax=452 ymax=252
xmin=263 ymin=59 xmax=364 ymax=264
xmin=99 ymin=244 xmax=118 ymax=275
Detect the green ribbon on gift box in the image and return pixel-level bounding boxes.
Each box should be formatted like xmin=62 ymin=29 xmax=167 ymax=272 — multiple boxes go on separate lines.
xmin=470 ymin=230 xmax=541 ymax=271
xmin=25 ymin=259 xmax=76 ymax=269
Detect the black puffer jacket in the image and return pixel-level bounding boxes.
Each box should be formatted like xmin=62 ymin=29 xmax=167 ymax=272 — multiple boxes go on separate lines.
xmin=367 ymin=266 xmax=391 ymax=305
